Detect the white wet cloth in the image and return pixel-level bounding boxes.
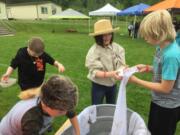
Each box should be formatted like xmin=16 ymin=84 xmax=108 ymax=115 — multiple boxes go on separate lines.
xmin=77 ymin=105 xmax=97 ymax=135
xmin=58 ymin=67 xmax=150 ymax=135
xmin=111 ymin=67 xmax=139 ymax=135
xmin=128 ymin=112 xmax=150 ymax=135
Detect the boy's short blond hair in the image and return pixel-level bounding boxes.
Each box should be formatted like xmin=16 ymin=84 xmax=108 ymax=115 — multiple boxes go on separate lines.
xmin=139 ymin=10 xmax=176 ymax=43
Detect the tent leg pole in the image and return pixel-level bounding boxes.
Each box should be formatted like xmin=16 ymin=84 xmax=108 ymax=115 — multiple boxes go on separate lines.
xmin=88 ymin=19 xmax=90 ymax=33
xmin=116 ymin=15 xmax=117 ymax=27
xmin=133 ymin=15 xmax=137 ymax=39
xmin=126 ymin=16 xmax=128 ymax=36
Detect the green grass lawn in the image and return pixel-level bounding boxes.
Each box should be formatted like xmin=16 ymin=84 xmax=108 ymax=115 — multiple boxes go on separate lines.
xmin=0 ymin=20 xmax=179 ymax=134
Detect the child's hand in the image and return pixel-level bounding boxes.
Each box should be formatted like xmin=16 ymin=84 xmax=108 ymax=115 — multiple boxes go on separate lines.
xmin=136 ymin=64 xmax=148 ymax=73
xmin=1 ymin=74 xmax=9 ymax=82
xmin=58 ymin=64 xmax=65 ymax=72
xmin=111 ymin=71 xmax=122 ymax=80
xmin=117 ymin=66 xmax=129 ymax=77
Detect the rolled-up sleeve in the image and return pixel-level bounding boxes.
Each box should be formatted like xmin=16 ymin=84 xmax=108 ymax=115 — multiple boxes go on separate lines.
xmin=85 ymin=46 xmax=103 ymax=78
xmin=119 ymin=48 xmax=126 ymax=66
xmin=116 ymin=46 xmax=126 ymax=71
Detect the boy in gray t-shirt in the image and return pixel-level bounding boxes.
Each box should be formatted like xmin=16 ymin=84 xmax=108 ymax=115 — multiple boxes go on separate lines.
xmin=0 ymin=75 xmax=80 ymax=135
xmin=129 ymin=10 xmax=180 ymax=135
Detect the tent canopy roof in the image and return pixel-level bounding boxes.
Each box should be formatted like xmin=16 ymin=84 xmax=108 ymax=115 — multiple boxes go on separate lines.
xmin=145 ymin=0 xmax=180 ymax=12
xmin=49 ymin=8 xmax=90 ymax=19
xmin=89 ymin=3 xmax=121 ymax=16
xmin=117 ymin=3 xmax=149 ymax=16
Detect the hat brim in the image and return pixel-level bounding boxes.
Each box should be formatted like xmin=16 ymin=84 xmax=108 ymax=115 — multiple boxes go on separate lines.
xmin=89 ymin=27 xmax=119 ymax=36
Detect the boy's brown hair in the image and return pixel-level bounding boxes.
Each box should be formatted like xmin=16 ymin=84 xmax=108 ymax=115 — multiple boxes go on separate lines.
xmin=28 ymin=37 xmax=45 ymax=55
xmin=41 ymin=75 xmax=78 ymax=111
xmin=19 ymin=75 xmax=78 ymax=111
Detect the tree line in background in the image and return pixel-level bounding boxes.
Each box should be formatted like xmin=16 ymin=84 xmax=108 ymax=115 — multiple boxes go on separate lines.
xmin=3 ymin=0 xmax=162 ymax=13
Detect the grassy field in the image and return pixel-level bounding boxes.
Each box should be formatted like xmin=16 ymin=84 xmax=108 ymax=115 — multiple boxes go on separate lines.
xmin=0 ymin=20 xmax=179 ymax=134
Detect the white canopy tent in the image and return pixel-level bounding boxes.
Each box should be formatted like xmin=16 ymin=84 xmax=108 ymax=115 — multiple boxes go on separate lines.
xmin=89 ymin=3 xmax=121 ymax=16
xmin=49 ymin=8 xmax=90 ymax=32
xmin=89 ymin=3 xmax=121 ymax=30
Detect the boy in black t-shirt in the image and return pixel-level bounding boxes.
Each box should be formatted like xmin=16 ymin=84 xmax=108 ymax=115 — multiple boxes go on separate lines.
xmin=1 ymin=37 xmax=65 ymax=90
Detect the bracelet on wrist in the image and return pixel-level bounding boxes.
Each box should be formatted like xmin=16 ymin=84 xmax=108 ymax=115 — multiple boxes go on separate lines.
xmin=145 ymin=65 xmax=150 ymax=72
xmin=103 ymin=71 xmax=106 ymax=78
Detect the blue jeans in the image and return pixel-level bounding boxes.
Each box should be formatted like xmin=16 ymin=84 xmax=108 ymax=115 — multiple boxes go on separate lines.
xmin=91 ymin=82 xmax=117 ymax=105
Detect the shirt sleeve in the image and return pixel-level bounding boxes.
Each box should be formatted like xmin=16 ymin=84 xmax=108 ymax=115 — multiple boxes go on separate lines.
xmin=118 ymin=47 xmax=126 ymax=67
xmin=114 ymin=44 xmax=126 ymax=71
xmin=10 ymin=48 xmax=21 ymax=69
xmin=44 ymin=52 xmax=55 ymax=65
xmin=21 ymin=108 xmax=43 ymax=135
xmin=66 ymin=110 xmax=76 ymax=119
xmin=85 ymin=46 xmax=104 ymax=78
xmin=162 ymin=56 xmax=179 ymax=80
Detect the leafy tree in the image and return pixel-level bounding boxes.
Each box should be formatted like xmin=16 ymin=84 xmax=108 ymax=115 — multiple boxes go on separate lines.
xmin=4 ymin=0 xmax=163 ymax=12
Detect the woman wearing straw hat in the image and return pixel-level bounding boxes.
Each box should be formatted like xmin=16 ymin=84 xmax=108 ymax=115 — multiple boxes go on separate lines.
xmin=85 ymin=19 xmax=126 ymax=105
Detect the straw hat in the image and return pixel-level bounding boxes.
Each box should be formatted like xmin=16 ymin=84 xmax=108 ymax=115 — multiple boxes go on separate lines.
xmin=89 ymin=19 xmax=119 ymax=36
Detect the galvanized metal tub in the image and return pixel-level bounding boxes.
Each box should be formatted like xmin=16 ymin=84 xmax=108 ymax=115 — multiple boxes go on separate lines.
xmin=56 ymin=104 xmax=149 ymax=135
